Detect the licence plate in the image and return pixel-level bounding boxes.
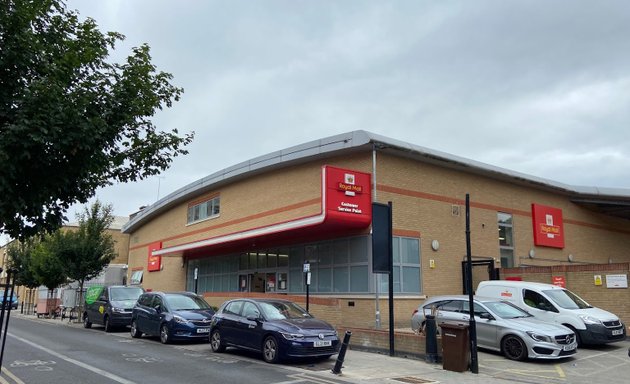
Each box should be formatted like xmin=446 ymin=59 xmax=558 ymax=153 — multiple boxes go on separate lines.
xmin=314 ymin=340 xmax=332 ymax=347
xmin=612 ymin=329 xmax=623 ymax=336
xmin=563 ymin=344 xmax=576 ymax=351
xmin=196 ymin=328 xmax=210 ymax=333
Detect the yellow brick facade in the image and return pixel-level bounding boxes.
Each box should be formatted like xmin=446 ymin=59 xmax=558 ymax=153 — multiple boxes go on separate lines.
xmin=124 ymin=141 xmax=630 ymax=331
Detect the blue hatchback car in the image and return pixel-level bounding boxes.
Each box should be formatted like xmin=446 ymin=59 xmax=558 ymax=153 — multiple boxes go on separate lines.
xmin=130 ymin=291 xmax=214 ymax=344
xmin=210 ymin=298 xmax=340 ymax=363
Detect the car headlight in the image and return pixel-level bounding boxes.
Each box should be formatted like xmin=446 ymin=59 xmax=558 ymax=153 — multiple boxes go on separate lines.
xmin=579 ymin=315 xmax=602 ymax=325
xmin=526 ymin=331 xmax=553 ymax=343
xmin=280 ymin=332 xmax=304 ymax=341
xmin=173 ymin=315 xmax=189 ymax=324
xmin=111 ymin=307 xmax=125 ymax=313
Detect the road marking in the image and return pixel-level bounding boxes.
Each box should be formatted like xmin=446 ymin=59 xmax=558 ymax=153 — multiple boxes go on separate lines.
xmin=555 ymin=364 xmax=565 ymax=378
xmin=1 ymin=366 xmax=26 ymax=384
xmin=8 ymin=333 xmax=137 ymax=384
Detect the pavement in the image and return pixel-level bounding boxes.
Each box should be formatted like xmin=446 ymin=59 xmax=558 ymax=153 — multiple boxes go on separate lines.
xmin=9 ymin=311 xmax=630 ymax=384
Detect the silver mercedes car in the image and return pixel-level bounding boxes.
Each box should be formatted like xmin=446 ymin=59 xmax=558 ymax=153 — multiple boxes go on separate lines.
xmin=411 ymin=295 xmax=577 ymax=361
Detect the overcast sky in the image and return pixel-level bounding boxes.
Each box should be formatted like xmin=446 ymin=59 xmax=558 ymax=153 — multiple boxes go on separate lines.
xmin=28 ymin=1 xmax=630 ymax=234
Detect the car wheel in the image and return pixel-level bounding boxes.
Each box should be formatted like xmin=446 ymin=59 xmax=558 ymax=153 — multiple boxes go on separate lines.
xmin=262 ymin=336 xmax=280 ymax=363
xmin=130 ymin=320 xmax=142 ymax=338
xmin=210 ymin=329 xmax=226 ymax=352
xmin=565 ymin=325 xmax=582 ymax=346
xmin=83 ymin=314 xmax=92 ymax=329
xmin=104 ymin=316 xmax=112 ymax=333
xmin=160 ymin=324 xmax=171 ymax=344
xmin=501 ymin=335 xmax=527 ymax=361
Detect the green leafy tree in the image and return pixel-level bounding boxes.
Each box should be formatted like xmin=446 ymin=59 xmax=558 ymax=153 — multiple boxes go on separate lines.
xmin=6 ymin=237 xmax=41 ymax=310
xmin=64 ymin=201 xmax=117 ymax=311
xmin=30 ymin=231 xmax=69 ymax=315
xmin=0 ymin=0 xmax=194 ymax=239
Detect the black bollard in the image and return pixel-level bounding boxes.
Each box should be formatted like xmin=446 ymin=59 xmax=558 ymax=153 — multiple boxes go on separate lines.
xmin=425 ymin=314 xmax=438 ymax=363
xmin=332 ymin=331 xmax=352 ymax=375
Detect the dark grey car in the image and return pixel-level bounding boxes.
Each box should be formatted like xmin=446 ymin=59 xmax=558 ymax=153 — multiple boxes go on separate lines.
xmin=83 ymin=285 xmax=144 ymax=332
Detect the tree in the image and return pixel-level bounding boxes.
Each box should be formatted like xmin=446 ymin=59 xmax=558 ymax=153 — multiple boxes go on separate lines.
xmin=6 ymin=237 xmax=41 ymax=310
xmin=0 ymin=0 xmax=194 ymax=239
xmin=30 ymin=231 xmax=69 ymax=316
xmin=63 ymin=201 xmax=116 ymax=311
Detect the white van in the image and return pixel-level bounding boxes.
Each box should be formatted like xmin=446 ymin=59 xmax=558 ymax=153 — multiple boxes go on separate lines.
xmin=476 ymin=280 xmax=626 ymax=345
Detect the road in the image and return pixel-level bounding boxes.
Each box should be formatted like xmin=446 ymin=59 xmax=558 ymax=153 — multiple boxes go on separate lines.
xmin=0 ymin=316 xmax=345 ymax=384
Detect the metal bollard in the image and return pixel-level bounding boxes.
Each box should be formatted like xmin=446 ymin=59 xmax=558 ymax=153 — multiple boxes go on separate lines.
xmin=425 ymin=314 xmax=439 ymax=363
xmin=332 ymin=331 xmax=352 ymax=375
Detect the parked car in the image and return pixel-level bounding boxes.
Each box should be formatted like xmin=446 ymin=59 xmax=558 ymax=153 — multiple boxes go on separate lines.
xmin=130 ymin=291 xmax=215 ymax=344
xmin=210 ymin=298 xmax=340 ymax=363
xmin=83 ymin=285 xmax=145 ymax=332
xmin=411 ymin=295 xmax=577 ymax=361
xmin=476 ymin=280 xmax=626 ymax=345
xmin=0 ymin=290 xmax=18 ymax=310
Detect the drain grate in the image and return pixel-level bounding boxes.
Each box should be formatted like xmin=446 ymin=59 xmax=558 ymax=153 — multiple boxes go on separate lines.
xmin=392 ymin=377 xmax=438 ymax=384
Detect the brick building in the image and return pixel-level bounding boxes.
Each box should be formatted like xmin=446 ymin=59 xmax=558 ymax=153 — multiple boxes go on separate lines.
xmin=122 ymin=131 xmax=630 ymax=330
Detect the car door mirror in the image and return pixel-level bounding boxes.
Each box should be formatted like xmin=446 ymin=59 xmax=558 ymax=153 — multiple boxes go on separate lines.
xmin=479 ymin=312 xmax=494 ymax=320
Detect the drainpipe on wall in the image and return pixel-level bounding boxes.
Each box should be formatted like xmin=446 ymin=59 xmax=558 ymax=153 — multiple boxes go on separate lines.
xmin=373 ymin=144 xmax=381 ymax=329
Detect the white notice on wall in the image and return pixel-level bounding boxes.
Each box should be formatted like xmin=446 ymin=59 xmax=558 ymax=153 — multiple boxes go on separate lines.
xmin=605 ymin=274 xmax=628 ymax=288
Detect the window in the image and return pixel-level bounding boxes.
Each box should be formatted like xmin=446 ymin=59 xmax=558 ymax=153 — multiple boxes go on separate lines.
xmin=380 ymin=237 xmax=421 ymax=293
xmin=187 ymin=196 xmax=220 ymax=224
xmin=498 ymin=212 xmax=514 ymax=267
xmin=130 ymin=270 xmax=143 ymax=285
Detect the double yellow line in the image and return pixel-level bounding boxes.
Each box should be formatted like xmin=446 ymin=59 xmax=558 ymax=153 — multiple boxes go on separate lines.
xmin=0 ymin=367 xmax=26 ymax=384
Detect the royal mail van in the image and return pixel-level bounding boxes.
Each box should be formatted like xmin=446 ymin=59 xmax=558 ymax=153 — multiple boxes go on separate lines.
xmin=476 ymin=280 xmax=626 ymax=345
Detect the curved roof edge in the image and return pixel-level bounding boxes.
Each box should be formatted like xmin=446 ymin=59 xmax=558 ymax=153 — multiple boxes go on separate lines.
xmin=123 ymin=130 xmax=630 ymax=233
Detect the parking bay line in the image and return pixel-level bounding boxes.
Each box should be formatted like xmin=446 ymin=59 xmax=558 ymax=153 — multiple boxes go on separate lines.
xmin=8 ymin=332 xmax=137 ymax=384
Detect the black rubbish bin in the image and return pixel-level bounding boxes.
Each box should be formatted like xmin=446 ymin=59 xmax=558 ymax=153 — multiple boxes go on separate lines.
xmin=440 ymin=323 xmax=469 ymax=372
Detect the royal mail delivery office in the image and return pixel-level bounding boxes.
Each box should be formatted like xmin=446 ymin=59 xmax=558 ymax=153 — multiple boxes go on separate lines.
xmin=122 ymin=131 xmax=630 ymax=328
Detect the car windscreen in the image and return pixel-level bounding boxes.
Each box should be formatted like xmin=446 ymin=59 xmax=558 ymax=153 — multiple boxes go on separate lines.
xmin=0 ymin=291 xmax=17 ymax=300
xmin=259 ymin=301 xmax=311 ymax=320
xmin=110 ymin=287 xmax=144 ymax=301
xmin=484 ymin=301 xmax=533 ymax=319
xmin=165 ymin=294 xmax=212 ymax=311
xmin=543 ymin=289 xmax=592 ymax=309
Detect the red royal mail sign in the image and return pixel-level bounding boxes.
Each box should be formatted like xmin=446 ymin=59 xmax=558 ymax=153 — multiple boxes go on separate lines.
xmin=531 ymin=203 xmax=564 ymax=248
xmin=147 ymin=241 xmax=163 ymax=272
xmin=323 ymin=166 xmax=372 ymax=227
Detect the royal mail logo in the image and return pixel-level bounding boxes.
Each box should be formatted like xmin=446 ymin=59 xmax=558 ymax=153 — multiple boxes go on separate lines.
xmin=500 ymin=291 xmax=512 ymax=297
xmin=338 ymin=182 xmax=363 ymax=193
xmin=345 ymin=173 xmax=355 ymax=185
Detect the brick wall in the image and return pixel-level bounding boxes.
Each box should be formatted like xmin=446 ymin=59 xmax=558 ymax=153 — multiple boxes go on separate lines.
xmin=501 ymin=263 xmax=630 ymax=333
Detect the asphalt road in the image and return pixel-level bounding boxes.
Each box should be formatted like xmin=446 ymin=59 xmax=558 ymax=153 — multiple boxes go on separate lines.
xmin=0 ymin=316 xmax=346 ymax=384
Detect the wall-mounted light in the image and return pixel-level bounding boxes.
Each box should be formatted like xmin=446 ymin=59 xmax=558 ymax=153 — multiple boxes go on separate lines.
xmin=431 ymin=240 xmax=440 ymax=251
xmin=528 ymin=249 xmax=535 ymax=259
xmin=567 ymin=254 xmax=574 ymax=262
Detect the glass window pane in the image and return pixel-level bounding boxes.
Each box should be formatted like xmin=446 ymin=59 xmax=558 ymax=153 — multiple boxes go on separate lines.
xmin=349 ymin=237 xmax=368 ymax=263
xmin=350 ymin=266 xmax=368 ymax=292
xmin=393 ymin=238 xmax=401 ymax=264
xmin=318 ymin=268 xmax=331 ymax=292
xmin=248 ymin=252 xmax=257 ymax=269
xmin=333 ymin=240 xmax=348 ymax=265
xmin=267 ymin=252 xmax=277 ymax=268
xmin=289 ymin=270 xmax=303 ymax=292
xmin=499 ymin=226 xmax=513 ymax=247
xmin=401 ymin=238 xmax=420 ymax=264
xmin=213 ymin=197 xmax=220 ymax=215
xmin=500 ymin=248 xmax=514 ymax=268
xmin=402 ymin=267 xmax=420 ymax=293
xmin=333 ymin=266 xmax=349 ymax=292
xmin=257 ymin=252 xmax=266 ymax=269
xmin=394 ymin=268 xmax=401 ymax=293
xmin=319 ymin=243 xmax=332 ymax=265
xmin=289 ymin=247 xmax=303 ymax=268
xmin=498 ymin=212 xmax=512 ymax=225
xmin=239 ymin=253 xmax=248 ymax=270
xmin=278 ymin=249 xmax=289 ymax=267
